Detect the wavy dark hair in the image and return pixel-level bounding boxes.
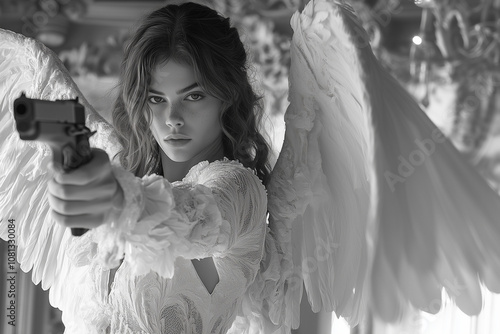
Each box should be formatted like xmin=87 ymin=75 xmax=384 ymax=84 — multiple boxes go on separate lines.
xmin=111 ymin=2 xmax=272 ymax=185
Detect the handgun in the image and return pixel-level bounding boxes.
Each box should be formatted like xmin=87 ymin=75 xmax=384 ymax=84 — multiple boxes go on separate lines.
xmin=13 ymin=93 xmax=95 ymax=236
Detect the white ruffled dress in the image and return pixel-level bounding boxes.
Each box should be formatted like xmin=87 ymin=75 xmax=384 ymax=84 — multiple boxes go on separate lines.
xmin=63 ymin=160 xmax=268 ymax=334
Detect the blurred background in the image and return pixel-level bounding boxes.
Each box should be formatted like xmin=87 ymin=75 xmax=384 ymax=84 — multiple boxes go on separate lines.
xmin=1 ymin=0 xmax=500 ymax=333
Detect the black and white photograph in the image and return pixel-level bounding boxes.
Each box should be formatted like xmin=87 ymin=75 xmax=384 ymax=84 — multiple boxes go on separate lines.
xmin=1 ymin=0 xmax=500 ymax=333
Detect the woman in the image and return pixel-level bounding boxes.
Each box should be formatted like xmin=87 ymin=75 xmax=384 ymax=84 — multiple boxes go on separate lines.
xmin=47 ymin=2 xmax=272 ymax=333
xmin=3 ymin=0 xmax=500 ymax=333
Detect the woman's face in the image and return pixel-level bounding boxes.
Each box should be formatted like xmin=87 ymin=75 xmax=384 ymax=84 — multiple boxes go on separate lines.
xmin=148 ymin=60 xmax=223 ymax=163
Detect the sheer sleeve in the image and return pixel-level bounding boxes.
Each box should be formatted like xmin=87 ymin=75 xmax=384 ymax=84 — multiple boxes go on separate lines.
xmin=82 ymin=159 xmax=268 ymax=281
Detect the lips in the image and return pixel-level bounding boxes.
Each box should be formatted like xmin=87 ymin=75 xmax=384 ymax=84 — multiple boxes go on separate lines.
xmin=164 ymin=134 xmax=190 ymax=140
xmin=163 ymin=134 xmax=191 ymax=147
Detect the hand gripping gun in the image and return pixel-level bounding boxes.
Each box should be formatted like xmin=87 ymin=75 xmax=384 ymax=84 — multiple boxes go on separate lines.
xmin=13 ymin=93 xmax=95 ymax=236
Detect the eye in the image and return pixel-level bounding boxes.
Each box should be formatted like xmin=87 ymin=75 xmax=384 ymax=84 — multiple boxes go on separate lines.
xmin=148 ymin=96 xmax=165 ymax=104
xmin=185 ymin=93 xmax=204 ymax=101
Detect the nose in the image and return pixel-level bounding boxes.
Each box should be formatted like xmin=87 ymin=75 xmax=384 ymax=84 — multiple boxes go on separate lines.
xmin=165 ymin=103 xmax=184 ymax=128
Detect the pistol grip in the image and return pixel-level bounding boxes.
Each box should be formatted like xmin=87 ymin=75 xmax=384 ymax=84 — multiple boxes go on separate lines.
xmin=50 ymin=130 xmax=94 ymax=237
xmin=51 ymin=132 xmax=93 ymax=172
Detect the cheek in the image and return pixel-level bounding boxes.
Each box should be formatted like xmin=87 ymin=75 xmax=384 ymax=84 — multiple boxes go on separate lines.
xmin=149 ymin=120 xmax=162 ymax=142
xmin=193 ymin=104 xmax=222 ymax=134
xmin=194 ymin=117 xmax=219 ymax=140
xmin=206 ymin=111 xmax=223 ymax=136
xmin=209 ymin=102 xmax=223 ymax=130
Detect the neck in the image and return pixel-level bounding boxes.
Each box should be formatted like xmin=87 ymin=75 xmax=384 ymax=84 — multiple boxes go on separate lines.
xmin=161 ymin=138 xmax=225 ymax=182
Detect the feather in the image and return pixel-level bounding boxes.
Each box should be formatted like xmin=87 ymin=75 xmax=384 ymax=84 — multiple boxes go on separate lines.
xmin=0 ymin=28 xmax=121 ymax=312
xmin=247 ymin=1 xmax=373 ymax=330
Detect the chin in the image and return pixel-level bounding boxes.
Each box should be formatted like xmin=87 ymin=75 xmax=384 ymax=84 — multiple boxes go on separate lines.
xmin=163 ymin=149 xmax=194 ymax=163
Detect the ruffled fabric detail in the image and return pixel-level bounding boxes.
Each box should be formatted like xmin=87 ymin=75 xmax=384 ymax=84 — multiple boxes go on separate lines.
xmin=87 ymin=160 xmax=256 ymax=280
xmin=81 ymin=165 xmax=142 ymax=270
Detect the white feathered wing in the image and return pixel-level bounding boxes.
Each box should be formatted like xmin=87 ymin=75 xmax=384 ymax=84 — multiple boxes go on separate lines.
xmin=241 ymin=1 xmax=372 ymax=332
xmin=241 ymin=0 xmax=500 ymax=332
xmin=0 ymin=28 xmax=121 ymax=315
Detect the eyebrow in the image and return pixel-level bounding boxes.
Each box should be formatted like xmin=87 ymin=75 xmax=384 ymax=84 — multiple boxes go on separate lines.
xmin=148 ymin=83 xmax=200 ymax=95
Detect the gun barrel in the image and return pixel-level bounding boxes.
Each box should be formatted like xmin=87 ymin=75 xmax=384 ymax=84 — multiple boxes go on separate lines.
xmin=13 ymin=94 xmax=86 ymax=140
xmin=14 ymin=95 xmax=85 ymax=123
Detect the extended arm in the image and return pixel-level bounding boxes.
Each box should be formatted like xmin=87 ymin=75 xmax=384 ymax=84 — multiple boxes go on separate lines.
xmin=83 ymin=159 xmax=268 ymax=282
